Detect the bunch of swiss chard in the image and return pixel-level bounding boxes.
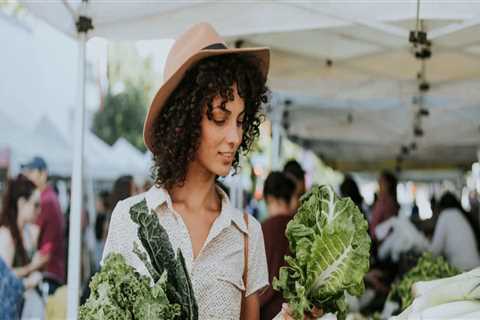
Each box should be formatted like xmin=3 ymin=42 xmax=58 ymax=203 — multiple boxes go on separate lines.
xmin=273 ymin=185 xmax=371 ymax=320
xmin=80 ymin=199 xmax=198 ymax=320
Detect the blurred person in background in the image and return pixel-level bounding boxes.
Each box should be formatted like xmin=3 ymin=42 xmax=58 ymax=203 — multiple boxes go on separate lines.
xmin=283 ymin=160 xmax=306 ymax=211
xmin=365 ymin=171 xmax=400 ymax=307
xmin=141 ymin=179 xmax=153 ymax=193
xmin=263 ymin=171 xmax=298 ymax=218
xmin=109 ymin=175 xmax=137 ymax=209
xmin=260 ymin=171 xmax=297 ymax=319
xmin=430 ymin=192 xmax=480 ymax=271
xmin=340 ymin=174 xmax=369 ymax=220
xmin=22 ymin=156 xmax=65 ymax=295
xmin=469 ymin=190 xmax=480 ymax=236
xmin=370 ymin=170 xmax=399 ymax=240
xmin=0 ymin=174 xmax=45 ymax=318
xmin=94 ymin=190 xmax=111 ymax=269
xmin=81 ymin=176 xmax=138 ymax=305
xmin=0 ymin=174 xmax=43 ymax=287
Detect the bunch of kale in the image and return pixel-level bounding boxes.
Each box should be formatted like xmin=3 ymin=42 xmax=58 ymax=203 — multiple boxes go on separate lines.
xmin=80 ymin=199 xmax=197 ymax=320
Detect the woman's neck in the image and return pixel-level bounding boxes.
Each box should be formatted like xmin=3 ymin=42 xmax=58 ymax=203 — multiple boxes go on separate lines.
xmin=169 ymin=162 xmax=220 ymax=212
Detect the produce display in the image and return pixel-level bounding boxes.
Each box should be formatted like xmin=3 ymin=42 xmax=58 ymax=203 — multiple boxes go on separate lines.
xmin=388 ymin=252 xmax=459 ymax=312
xmin=80 ymin=199 xmax=198 ymax=320
xmin=392 ymin=267 xmax=480 ymax=319
xmin=273 ymin=185 xmax=371 ymax=320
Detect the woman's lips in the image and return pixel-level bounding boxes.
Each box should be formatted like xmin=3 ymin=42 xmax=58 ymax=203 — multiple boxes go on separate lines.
xmin=218 ymin=152 xmax=234 ymax=162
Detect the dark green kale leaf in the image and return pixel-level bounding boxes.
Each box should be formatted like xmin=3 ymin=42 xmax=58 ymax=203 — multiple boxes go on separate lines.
xmin=130 ymin=199 xmax=198 ymax=320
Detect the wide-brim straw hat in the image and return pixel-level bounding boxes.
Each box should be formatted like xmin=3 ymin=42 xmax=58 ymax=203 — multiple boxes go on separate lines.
xmin=143 ymin=22 xmax=270 ymax=152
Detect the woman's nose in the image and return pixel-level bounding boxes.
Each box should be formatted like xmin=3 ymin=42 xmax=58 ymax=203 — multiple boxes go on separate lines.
xmin=225 ymin=123 xmax=242 ymax=146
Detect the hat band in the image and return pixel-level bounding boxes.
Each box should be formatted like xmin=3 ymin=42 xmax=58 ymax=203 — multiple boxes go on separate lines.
xmin=202 ymin=43 xmax=228 ymax=50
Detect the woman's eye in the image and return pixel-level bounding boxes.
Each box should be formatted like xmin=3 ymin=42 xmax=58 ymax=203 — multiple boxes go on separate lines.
xmin=237 ymin=120 xmax=244 ymax=127
xmin=213 ymin=119 xmax=226 ymax=125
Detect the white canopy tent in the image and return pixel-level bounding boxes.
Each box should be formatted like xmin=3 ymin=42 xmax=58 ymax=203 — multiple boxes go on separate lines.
xmin=0 ymin=112 xmax=133 ymax=179
xmin=20 ymin=1 xmax=480 ymax=317
xmin=112 ymin=137 xmax=150 ymax=177
xmin=0 ymin=112 xmax=72 ymax=176
xmin=82 ymin=131 xmax=127 ymax=180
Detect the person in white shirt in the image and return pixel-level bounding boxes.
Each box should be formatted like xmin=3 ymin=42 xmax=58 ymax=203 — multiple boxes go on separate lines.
xmin=103 ymin=22 xmax=273 ymax=320
xmin=431 ymin=192 xmax=480 ymax=271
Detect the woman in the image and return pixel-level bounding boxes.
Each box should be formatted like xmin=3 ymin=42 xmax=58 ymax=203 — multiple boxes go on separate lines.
xmin=0 ymin=174 xmax=43 ymax=289
xmin=370 ymin=170 xmax=399 ymax=239
xmin=103 ymin=23 xmax=321 ymax=320
xmin=103 ymin=22 xmax=273 ymax=320
xmin=340 ymin=174 xmax=368 ymax=220
xmin=431 ymin=192 xmax=480 ymax=271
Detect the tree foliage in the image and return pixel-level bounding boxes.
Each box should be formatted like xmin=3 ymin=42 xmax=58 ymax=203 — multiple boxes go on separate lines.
xmin=93 ymin=83 xmax=147 ymax=152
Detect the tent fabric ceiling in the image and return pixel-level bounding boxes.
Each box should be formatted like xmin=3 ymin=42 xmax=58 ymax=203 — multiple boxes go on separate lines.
xmin=238 ymin=17 xmax=480 ymax=170
xmin=21 ymin=1 xmax=480 ymax=170
xmin=21 ymin=2 xmax=480 ymax=40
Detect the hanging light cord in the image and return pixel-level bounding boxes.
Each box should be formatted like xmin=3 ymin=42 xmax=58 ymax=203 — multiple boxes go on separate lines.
xmin=416 ymin=0 xmax=421 ymax=32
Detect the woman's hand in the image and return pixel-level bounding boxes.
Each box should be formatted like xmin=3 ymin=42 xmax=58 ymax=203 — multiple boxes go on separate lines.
xmin=274 ymin=303 xmax=323 ymax=320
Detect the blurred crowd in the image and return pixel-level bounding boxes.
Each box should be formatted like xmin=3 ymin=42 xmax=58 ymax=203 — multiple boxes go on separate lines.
xmin=0 ymin=156 xmax=150 ymax=319
xmin=1 ymin=155 xmax=479 ymax=319
xmin=258 ymin=163 xmax=480 ymax=319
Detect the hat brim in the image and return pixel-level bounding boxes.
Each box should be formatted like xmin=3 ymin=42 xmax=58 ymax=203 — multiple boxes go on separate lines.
xmin=143 ymin=47 xmax=269 ymax=152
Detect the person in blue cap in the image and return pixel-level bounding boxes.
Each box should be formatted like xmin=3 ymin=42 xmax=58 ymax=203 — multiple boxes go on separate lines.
xmin=22 ymin=156 xmax=66 ymax=295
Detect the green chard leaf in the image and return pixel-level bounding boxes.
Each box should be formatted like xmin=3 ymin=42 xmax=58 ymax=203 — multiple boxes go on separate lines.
xmin=273 ymin=185 xmax=371 ymax=320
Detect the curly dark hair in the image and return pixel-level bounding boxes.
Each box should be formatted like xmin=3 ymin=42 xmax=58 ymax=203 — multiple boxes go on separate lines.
xmin=151 ymin=54 xmax=269 ymax=189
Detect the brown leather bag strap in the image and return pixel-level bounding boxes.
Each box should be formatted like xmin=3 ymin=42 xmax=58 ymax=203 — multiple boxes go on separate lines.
xmin=240 ymin=212 xmax=249 ymax=319
xmin=242 ymin=212 xmax=249 ymax=289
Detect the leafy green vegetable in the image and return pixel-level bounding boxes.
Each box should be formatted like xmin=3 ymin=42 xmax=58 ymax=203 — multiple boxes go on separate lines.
xmin=79 ymin=253 xmax=181 ymax=320
xmin=129 ymin=199 xmax=198 ymax=320
xmin=80 ymin=198 xmax=198 ymax=320
xmin=273 ymin=185 xmax=371 ymax=320
xmin=388 ymin=252 xmax=460 ymax=311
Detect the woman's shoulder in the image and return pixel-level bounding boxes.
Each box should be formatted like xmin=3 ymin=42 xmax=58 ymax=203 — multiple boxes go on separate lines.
xmin=102 ymin=192 xmax=151 ymax=275
xmin=231 ymin=209 xmax=263 ymax=238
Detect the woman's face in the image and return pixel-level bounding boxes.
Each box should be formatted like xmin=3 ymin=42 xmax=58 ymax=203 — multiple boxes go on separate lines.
xmin=17 ymin=190 xmax=40 ymax=224
xmin=195 ymin=84 xmax=245 ymax=177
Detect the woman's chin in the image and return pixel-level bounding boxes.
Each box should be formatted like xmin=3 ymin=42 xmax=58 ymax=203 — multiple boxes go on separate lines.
xmin=211 ymin=164 xmax=233 ymax=177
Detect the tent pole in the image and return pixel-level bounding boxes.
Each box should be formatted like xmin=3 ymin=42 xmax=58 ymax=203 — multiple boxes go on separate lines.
xmin=68 ymin=1 xmax=93 ymax=318
xmin=67 ymin=29 xmax=86 ymax=320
